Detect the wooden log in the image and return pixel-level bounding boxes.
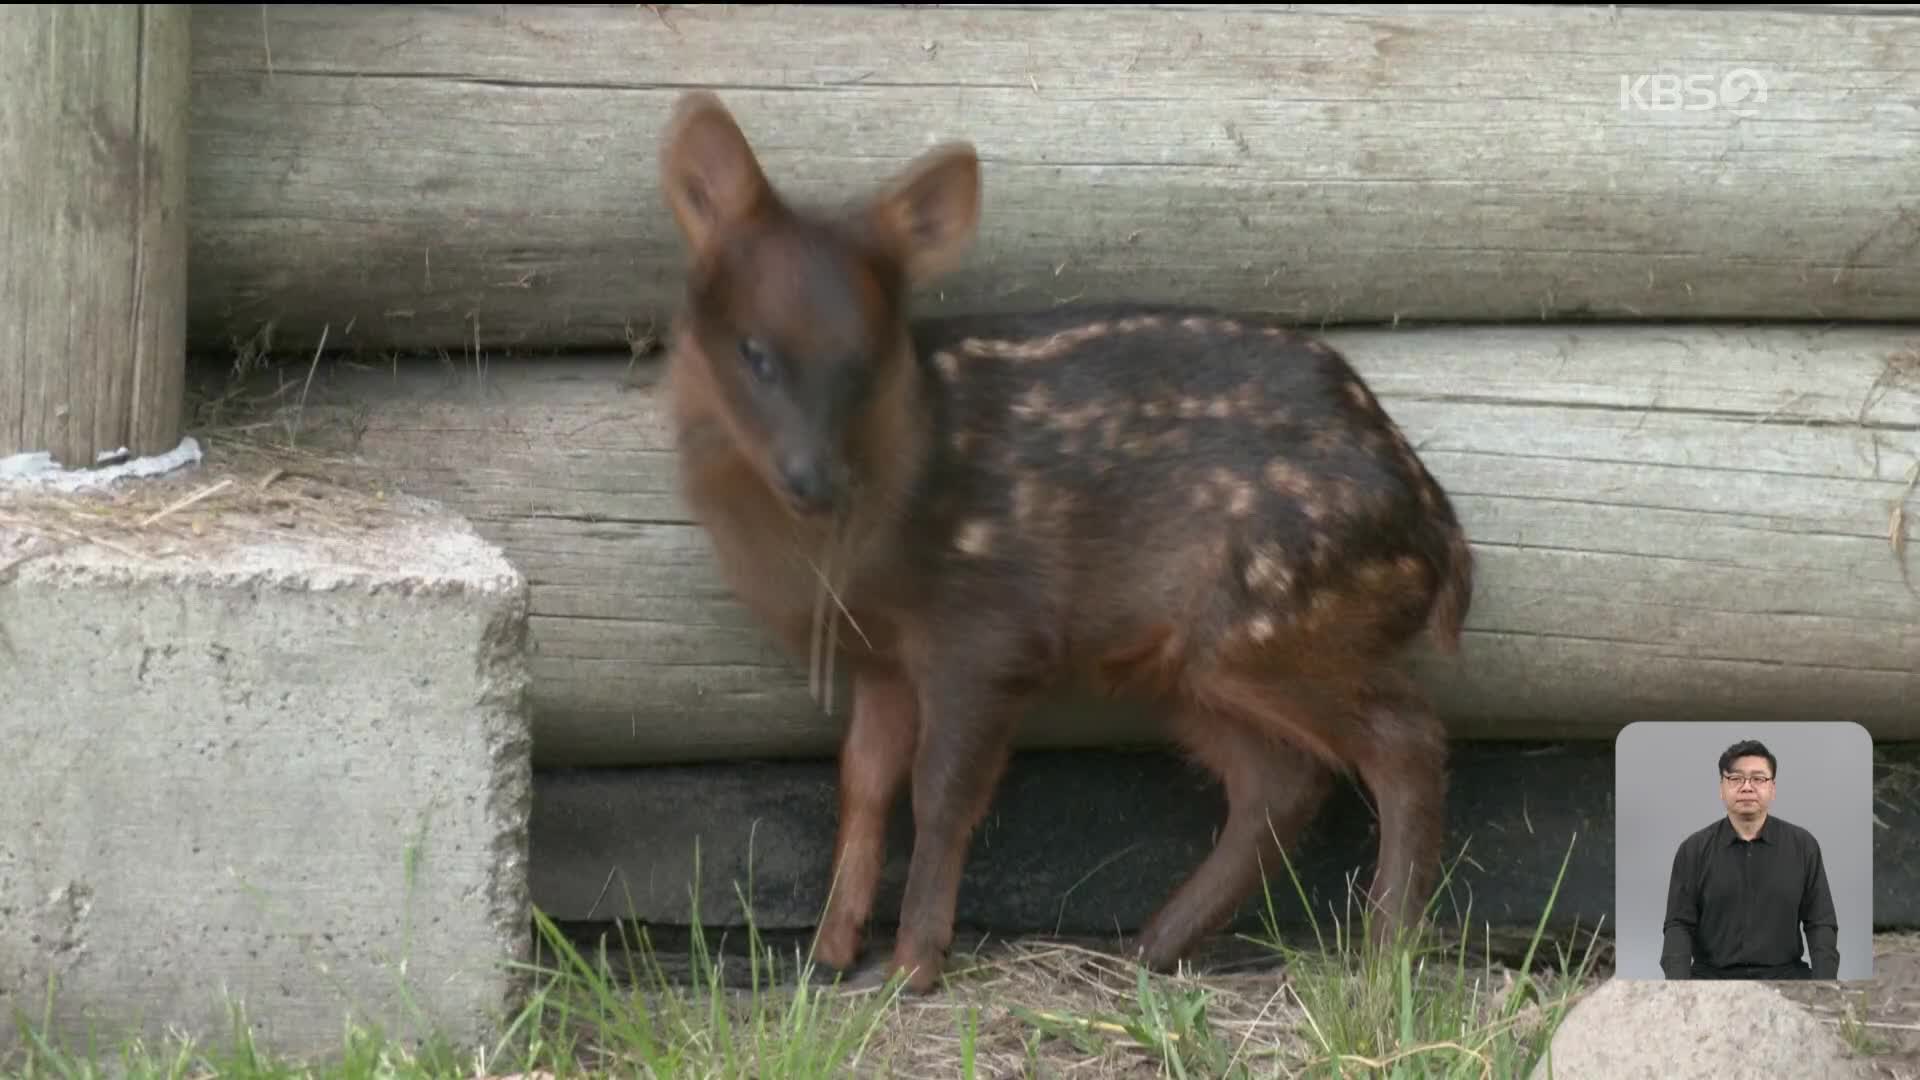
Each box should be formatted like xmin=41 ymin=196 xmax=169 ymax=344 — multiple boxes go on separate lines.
xmin=185 ymin=4 xmax=1920 ymax=356
xmin=524 ymin=741 xmax=1920 ymax=934
xmin=199 ymin=323 xmax=1920 ymax=767
xmin=0 ymin=5 xmax=191 ymax=467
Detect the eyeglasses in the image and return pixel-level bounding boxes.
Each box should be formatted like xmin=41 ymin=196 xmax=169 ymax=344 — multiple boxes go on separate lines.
xmin=1723 ymin=773 xmax=1773 ymax=789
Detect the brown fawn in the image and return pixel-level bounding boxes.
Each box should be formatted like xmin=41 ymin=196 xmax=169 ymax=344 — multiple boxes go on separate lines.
xmin=655 ymin=90 xmax=1474 ymax=994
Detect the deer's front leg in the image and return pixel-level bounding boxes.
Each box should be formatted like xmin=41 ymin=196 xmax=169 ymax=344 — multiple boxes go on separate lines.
xmin=814 ymin=666 xmax=919 ymax=973
xmin=887 ymin=660 xmax=1027 ymax=994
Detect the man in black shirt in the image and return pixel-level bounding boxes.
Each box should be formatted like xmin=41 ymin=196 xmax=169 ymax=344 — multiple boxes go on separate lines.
xmin=1660 ymin=739 xmax=1841 ymax=980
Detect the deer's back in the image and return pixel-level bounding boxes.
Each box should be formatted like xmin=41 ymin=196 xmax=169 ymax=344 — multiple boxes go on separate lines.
xmin=893 ymin=304 xmax=1464 ymax=685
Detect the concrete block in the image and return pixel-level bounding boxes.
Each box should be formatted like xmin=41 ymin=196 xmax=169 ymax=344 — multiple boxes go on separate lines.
xmin=0 ymin=469 xmax=533 ymax=1059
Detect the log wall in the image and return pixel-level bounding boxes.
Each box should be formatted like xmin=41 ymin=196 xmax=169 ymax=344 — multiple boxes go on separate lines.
xmin=185 ymin=3 xmax=1920 ymax=356
xmin=246 ymin=324 xmax=1920 ymax=767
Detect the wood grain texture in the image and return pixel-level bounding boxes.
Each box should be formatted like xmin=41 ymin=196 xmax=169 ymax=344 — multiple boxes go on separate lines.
xmin=185 ymin=3 xmax=1920 ymax=356
xmin=227 ymin=323 xmax=1920 ymax=766
xmin=1 ymin=5 xmax=190 ymax=466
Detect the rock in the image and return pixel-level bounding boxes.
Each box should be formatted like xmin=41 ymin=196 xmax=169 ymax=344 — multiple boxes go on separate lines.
xmin=1532 ymin=978 xmax=1871 ymax=1079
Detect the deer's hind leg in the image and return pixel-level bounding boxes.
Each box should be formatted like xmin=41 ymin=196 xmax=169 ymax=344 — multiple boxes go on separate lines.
xmin=1168 ymin=662 xmax=1449 ymax=958
xmin=1133 ymin=703 xmax=1338 ymax=973
xmin=1344 ymin=666 xmax=1449 ymax=949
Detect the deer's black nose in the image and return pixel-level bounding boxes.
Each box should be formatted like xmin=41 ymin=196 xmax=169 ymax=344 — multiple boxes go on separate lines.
xmin=779 ymin=453 xmax=834 ymax=514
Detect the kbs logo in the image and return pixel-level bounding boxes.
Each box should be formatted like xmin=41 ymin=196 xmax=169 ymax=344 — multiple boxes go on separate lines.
xmin=1619 ymin=69 xmax=1769 ymax=113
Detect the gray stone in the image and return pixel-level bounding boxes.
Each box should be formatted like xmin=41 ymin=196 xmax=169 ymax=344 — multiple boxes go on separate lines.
xmin=0 ymin=479 xmax=533 ymax=1060
xmin=1531 ymin=978 xmax=1871 ymax=1079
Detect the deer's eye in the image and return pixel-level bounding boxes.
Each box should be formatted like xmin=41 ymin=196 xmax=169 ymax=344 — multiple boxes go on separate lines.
xmin=738 ymin=338 xmax=780 ymax=385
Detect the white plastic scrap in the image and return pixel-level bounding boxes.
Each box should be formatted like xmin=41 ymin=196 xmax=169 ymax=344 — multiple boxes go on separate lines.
xmin=0 ymin=436 xmax=205 ymax=492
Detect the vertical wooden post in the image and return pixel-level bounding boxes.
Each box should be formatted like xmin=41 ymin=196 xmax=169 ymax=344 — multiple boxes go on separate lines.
xmin=0 ymin=5 xmax=190 ymax=468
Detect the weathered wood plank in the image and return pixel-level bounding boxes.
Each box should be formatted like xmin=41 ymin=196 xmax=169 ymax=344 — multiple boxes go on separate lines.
xmin=185 ymin=3 xmax=1920 ymax=355
xmin=2 ymin=5 xmax=190 ymax=466
xmin=525 ymin=741 xmax=1920 ymax=934
xmin=199 ymin=323 xmax=1920 ymax=766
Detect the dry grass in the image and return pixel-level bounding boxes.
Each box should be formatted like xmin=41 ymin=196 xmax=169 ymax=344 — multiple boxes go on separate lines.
xmin=872 ymin=942 xmax=1318 ymax=1077
xmin=822 ymin=935 xmax=1581 ymax=1079
xmin=0 ymin=439 xmax=420 ymax=579
xmin=0 ymin=345 xmax=454 ymax=580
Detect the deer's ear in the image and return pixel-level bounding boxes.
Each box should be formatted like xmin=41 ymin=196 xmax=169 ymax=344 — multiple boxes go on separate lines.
xmin=659 ymin=91 xmax=773 ymax=257
xmin=865 ymin=142 xmax=982 ymax=285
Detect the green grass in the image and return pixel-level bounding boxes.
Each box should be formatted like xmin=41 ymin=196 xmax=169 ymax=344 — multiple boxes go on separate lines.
xmin=1253 ymin=833 xmax=1603 ymax=1079
xmin=3 ymin=840 xmax=1608 ymax=1079
xmin=4 ymin=903 xmax=907 ymax=1080
xmin=995 ymin=833 xmax=1605 ymax=1079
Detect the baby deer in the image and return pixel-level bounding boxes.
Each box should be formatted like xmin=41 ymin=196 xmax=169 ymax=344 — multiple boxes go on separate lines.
xmin=656 ymin=91 xmax=1474 ymax=994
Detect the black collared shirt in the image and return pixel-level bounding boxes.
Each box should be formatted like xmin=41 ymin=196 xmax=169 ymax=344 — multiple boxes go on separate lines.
xmin=1660 ymin=814 xmax=1840 ymax=979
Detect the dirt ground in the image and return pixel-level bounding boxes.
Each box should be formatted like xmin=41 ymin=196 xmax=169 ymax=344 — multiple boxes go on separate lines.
xmin=560 ymin=922 xmax=1920 ymax=1077
xmin=1774 ymin=931 xmax=1920 ymax=1079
